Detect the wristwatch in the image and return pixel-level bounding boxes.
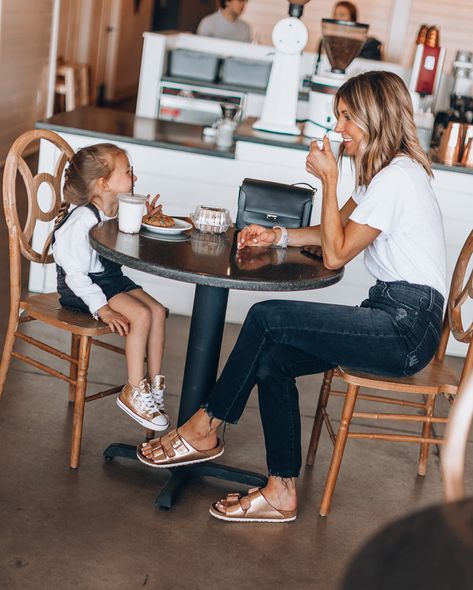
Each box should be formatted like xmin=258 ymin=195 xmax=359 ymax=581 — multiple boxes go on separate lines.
xmin=273 ymin=226 xmax=288 ymax=248
xmin=92 ymin=309 xmax=101 ymax=321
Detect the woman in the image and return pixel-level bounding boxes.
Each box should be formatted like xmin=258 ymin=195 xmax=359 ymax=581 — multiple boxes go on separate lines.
xmin=333 ymin=1 xmax=357 ymax=22
xmin=138 ymin=71 xmax=446 ymax=523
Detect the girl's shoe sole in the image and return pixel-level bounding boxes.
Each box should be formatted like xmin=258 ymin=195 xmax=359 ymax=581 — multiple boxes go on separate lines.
xmin=116 ymin=398 xmax=169 ymax=431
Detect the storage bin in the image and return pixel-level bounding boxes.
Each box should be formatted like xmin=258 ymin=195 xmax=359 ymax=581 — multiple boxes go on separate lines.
xmin=168 ymin=49 xmax=221 ymax=82
xmin=221 ymin=57 xmax=272 ymax=89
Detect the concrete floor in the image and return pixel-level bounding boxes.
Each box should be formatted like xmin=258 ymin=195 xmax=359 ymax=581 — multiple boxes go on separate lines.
xmin=1 ymin=158 xmax=472 ymax=590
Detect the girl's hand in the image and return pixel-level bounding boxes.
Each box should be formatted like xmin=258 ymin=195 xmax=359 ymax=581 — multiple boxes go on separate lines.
xmin=306 ymin=136 xmax=338 ymax=183
xmin=97 ymin=305 xmax=130 ymax=336
xmin=237 ymin=224 xmax=277 ymax=250
xmin=146 ymin=194 xmax=162 ymax=216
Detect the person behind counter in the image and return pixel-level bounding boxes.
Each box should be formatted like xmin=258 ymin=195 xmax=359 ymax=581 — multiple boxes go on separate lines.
xmin=196 ymin=0 xmax=251 ymax=43
xmin=136 ymin=71 xmax=447 ymax=524
xmin=333 ymin=0 xmax=357 ymax=21
xmin=332 ymin=1 xmax=382 ymax=60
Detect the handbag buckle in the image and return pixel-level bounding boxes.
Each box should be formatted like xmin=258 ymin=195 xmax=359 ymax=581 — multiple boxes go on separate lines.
xmin=265 ymin=213 xmax=278 ymax=221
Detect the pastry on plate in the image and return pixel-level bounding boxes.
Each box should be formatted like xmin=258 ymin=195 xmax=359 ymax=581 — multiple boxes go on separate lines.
xmin=142 ymin=211 xmax=175 ymax=228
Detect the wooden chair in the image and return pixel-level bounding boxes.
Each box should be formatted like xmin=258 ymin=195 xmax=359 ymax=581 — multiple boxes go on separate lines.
xmin=55 ymin=62 xmax=90 ymax=112
xmin=306 ymin=230 xmax=473 ymax=516
xmin=0 ymin=129 xmax=125 ymax=468
xmin=441 ymin=374 xmax=473 ymax=501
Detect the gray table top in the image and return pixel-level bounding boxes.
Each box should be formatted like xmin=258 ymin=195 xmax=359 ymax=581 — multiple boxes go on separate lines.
xmin=37 ymin=106 xmax=235 ymax=159
xmin=89 ymin=221 xmax=344 ymax=291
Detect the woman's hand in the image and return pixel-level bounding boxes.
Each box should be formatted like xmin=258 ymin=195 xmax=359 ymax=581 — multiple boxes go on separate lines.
xmin=237 ymin=224 xmax=277 ymax=250
xmin=306 ymin=136 xmax=338 ymax=183
xmin=97 ymin=305 xmax=130 ymax=336
xmin=146 ymin=194 xmax=163 ymax=217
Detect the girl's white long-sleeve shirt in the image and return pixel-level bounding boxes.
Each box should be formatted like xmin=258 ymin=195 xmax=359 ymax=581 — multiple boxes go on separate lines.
xmin=52 ymin=206 xmax=116 ymax=314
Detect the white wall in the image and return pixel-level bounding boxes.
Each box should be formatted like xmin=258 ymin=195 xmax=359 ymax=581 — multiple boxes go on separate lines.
xmin=0 ymin=0 xmax=56 ymax=164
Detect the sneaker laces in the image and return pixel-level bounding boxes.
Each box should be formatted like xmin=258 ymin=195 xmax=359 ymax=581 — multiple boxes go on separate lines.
xmin=153 ymin=387 xmax=165 ymax=409
xmin=151 ymin=376 xmax=166 ymax=410
xmin=131 ymin=386 xmax=160 ymax=415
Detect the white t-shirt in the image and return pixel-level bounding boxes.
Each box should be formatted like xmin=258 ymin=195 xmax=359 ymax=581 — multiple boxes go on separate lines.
xmin=349 ymin=156 xmax=447 ymax=298
xmin=196 ymin=10 xmax=251 ymax=43
xmin=52 ymin=205 xmax=116 ymax=314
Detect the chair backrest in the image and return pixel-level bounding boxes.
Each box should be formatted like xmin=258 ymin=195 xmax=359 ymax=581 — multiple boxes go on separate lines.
xmin=436 ymin=231 xmax=473 ymax=381
xmin=442 ymin=375 xmax=473 ymax=501
xmin=2 ymin=129 xmax=74 ymax=284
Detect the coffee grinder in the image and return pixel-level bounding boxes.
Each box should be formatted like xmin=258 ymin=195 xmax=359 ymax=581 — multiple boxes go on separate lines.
xmin=253 ymin=1 xmax=311 ymax=135
xmin=303 ymin=19 xmax=368 ymax=139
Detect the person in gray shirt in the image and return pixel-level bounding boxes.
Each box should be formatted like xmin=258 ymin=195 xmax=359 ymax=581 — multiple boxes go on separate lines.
xmin=197 ymin=0 xmax=251 ymax=43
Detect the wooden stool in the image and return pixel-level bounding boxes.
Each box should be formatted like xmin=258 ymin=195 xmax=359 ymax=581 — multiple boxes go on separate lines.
xmin=55 ymin=63 xmax=90 ymax=112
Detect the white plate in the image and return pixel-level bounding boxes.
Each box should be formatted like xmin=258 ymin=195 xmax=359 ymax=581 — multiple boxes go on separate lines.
xmin=141 ymin=218 xmax=193 ymax=235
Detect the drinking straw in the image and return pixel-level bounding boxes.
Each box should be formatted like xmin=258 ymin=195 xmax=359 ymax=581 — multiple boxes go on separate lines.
xmin=131 ymin=165 xmax=134 ymax=196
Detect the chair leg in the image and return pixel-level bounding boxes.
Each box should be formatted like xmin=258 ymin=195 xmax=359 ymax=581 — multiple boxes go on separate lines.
xmin=0 ymin=307 xmax=19 ymax=397
xmin=68 ymin=334 xmax=80 ymax=403
xmin=306 ymin=369 xmax=335 ymax=466
xmin=319 ymin=383 xmax=359 ymax=517
xmin=417 ymin=393 xmax=436 ymax=477
xmin=70 ymin=335 xmax=92 ymax=469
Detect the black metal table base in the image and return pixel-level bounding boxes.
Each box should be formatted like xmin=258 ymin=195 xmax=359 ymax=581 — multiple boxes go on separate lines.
xmin=103 ymin=443 xmax=268 ymax=510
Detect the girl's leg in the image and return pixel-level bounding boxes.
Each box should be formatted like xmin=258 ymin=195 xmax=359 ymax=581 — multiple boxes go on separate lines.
xmin=107 ymin=292 xmax=152 ymax=385
xmin=127 ymin=289 xmax=166 ymax=379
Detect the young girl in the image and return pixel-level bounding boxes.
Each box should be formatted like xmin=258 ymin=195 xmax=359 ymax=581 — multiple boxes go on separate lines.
xmin=52 ymin=143 xmax=169 ymax=432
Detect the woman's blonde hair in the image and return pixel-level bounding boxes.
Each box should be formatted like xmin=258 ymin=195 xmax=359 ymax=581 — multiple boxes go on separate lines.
xmin=63 ymin=143 xmax=127 ymax=205
xmin=334 ymin=70 xmax=432 ymax=188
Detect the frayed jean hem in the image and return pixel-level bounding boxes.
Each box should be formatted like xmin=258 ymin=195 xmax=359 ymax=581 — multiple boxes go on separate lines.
xmin=268 ymin=469 xmax=300 ymax=478
xmin=200 ymin=403 xmax=238 ymax=425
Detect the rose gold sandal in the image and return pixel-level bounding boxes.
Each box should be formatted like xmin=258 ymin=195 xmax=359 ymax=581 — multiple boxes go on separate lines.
xmin=136 ymin=428 xmax=224 ymax=468
xmin=209 ymin=487 xmax=297 ymax=523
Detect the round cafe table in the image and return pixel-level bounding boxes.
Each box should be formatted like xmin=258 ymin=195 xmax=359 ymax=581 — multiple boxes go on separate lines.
xmin=90 ymin=220 xmax=343 ymax=509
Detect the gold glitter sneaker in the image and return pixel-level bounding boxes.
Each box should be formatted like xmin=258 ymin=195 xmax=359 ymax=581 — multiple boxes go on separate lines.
xmin=150 ymin=375 xmax=170 ymax=430
xmin=117 ymin=378 xmax=169 ymax=431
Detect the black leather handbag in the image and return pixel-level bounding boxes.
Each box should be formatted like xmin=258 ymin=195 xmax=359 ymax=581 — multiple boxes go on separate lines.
xmin=235 ymin=178 xmax=316 ymax=230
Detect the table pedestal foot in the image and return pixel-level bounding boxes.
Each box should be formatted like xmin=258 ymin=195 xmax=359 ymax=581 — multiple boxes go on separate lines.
xmin=103 ymin=442 xmax=137 ymax=460
xmin=103 ymin=443 xmax=268 ymax=510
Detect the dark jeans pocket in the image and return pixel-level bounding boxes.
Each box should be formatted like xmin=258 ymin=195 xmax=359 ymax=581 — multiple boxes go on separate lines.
xmin=386 ymin=286 xmax=428 ymax=334
xmin=404 ymin=323 xmax=439 ymax=376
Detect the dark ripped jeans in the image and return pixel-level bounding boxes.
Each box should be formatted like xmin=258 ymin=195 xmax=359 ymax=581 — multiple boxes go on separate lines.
xmin=203 ymin=281 xmax=444 ymax=478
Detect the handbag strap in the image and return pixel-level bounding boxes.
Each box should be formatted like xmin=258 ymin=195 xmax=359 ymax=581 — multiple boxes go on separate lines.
xmin=291 ymin=182 xmax=317 ymax=195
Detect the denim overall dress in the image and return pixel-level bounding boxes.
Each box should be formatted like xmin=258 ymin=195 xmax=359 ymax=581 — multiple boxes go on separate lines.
xmin=53 ymin=203 xmax=140 ymax=315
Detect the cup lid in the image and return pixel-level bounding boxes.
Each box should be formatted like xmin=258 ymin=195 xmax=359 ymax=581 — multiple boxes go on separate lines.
xmin=118 ymin=193 xmax=147 ymax=204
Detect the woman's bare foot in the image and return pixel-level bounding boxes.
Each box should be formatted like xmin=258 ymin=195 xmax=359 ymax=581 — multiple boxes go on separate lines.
xmin=214 ymin=476 xmax=297 ymax=514
xmin=141 ymin=409 xmax=221 ymax=459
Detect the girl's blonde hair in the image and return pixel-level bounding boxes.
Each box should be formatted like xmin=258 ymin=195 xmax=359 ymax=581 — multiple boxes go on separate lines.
xmin=334 ymin=70 xmax=432 ymax=188
xmin=63 ymin=143 xmax=127 ymax=205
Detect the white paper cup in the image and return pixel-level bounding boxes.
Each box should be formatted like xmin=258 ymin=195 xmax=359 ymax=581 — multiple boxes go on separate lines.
xmin=118 ymin=193 xmax=147 ymax=234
